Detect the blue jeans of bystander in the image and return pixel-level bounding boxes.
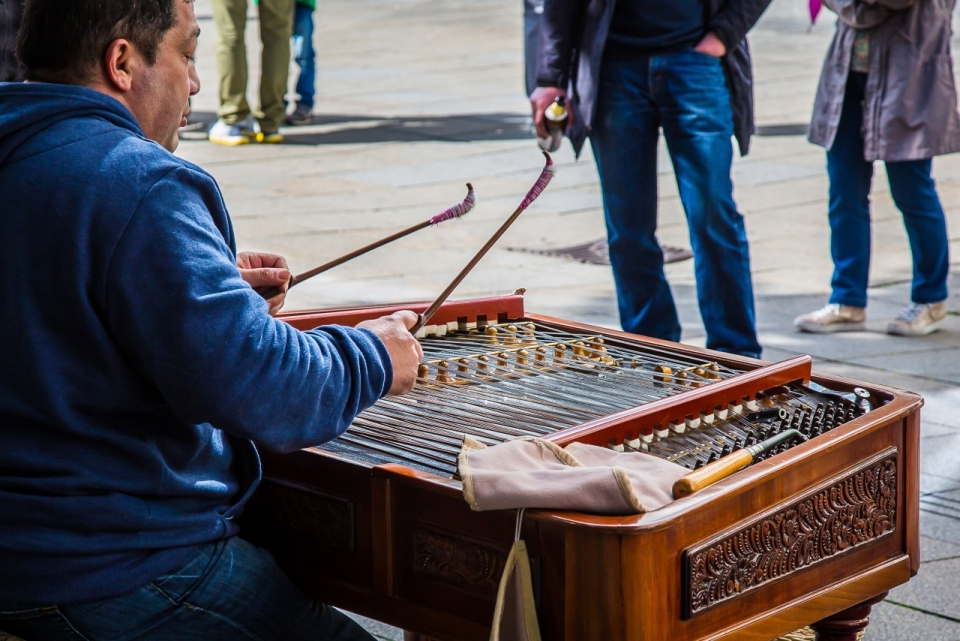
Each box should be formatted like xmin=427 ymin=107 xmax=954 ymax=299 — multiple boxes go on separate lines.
xmin=292 ymin=3 xmax=316 ymax=109
xmin=0 ymin=537 xmax=373 ymax=641
xmin=826 ymin=72 xmax=949 ymax=308
xmin=590 ymin=49 xmax=761 ymax=357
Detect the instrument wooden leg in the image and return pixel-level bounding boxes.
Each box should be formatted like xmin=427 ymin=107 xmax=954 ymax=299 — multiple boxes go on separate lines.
xmin=810 ymin=591 xmax=888 ymax=641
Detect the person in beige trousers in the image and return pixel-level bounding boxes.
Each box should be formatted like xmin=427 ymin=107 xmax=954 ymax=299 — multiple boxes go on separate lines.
xmin=208 ymin=0 xmax=293 ymax=145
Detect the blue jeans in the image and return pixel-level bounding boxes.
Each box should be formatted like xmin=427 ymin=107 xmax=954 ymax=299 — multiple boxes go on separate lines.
xmin=590 ymin=49 xmax=761 ymax=357
xmin=0 ymin=537 xmax=373 ymax=641
xmin=827 ymin=72 xmax=949 ymax=308
xmin=292 ymin=3 xmax=316 ymax=109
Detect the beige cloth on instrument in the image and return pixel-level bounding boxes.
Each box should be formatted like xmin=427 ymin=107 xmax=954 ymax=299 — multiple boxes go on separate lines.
xmin=459 ymin=435 xmax=687 ymax=514
xmin=459 ymin=435 xmax=688 ymax=641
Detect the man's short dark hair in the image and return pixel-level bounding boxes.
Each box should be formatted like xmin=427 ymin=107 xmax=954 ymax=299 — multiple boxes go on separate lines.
xmin=16 ymin=0 xmax=178 ymax=83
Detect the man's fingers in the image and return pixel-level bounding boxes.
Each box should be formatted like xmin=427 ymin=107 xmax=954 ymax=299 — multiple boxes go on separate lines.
xmin=392 ymin=310 xmax=419 ymax=331
xmin=260 ymin=267 xmax=291 ymax=284
xmin=241 ymin=267 xmax=291 ymax=288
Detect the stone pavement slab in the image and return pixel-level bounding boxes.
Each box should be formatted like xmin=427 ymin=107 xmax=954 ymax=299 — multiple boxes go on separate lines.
xmin=864 ymin=601 xmax=960 ymax=641
xmin=889 ymin=557 xmax=960 ymax=620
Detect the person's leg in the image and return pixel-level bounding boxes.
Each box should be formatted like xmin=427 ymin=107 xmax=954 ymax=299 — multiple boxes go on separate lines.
xmin=826 ymin=72 xmax=874 ymax=308
xmin=211 ymin=0 xmax=251 ymax=125
xmin=257 ymin=0 xmax=294 ymax=135
xmin=292 ymin=3 xmax=316 ymax=110
xmin=655 ymin=49 xmax=760 ymax=357
xmin=522 ymin=0 xmax=543 ymax=97
xmin=885 ymin=159 xmax=950 ymax=304
xmin=590 ymin=55 xmax=682 ymax=341
xmin=1 ymin=538 xmax=374 ymax=641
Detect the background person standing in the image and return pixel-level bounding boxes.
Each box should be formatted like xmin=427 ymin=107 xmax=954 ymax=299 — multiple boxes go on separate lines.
xmin=531 ymin=0 xmax=771 ymax=358
xmin=285 ymin=0 xmax=316 ymax=125
xmin=208 ymin=0 xmax=293 ymax=145
xmin=796 ymin=0 xmax=959 ymax=336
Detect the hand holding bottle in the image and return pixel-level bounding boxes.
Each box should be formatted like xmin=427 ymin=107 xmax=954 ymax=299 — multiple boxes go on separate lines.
xmin=530 ymin=86 xmax=573 ymax=144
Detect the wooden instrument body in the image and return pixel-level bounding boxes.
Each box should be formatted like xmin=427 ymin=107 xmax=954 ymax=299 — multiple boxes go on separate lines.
xmin=242 ymin=296 xmax=921 ymax=641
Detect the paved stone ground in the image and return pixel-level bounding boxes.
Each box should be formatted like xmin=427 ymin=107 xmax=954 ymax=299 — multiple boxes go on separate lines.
xmin=181 ymin=0 xmax=960 ymax=638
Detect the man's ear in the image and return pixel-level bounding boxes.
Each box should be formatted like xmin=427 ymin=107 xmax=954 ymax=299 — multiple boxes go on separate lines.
xmin=102 ymin=39 xmax=139 ymax=93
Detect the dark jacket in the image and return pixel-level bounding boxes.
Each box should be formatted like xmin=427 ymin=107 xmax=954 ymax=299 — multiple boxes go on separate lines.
xmin=537 ymin=0 xmax=773 ymax=156
xmin=808 ymin=0 xmax=960 ymax=161
xmin=0 ymin=83 xmax=392 ymax=604
xmin=0 ymin=0 xmax=23 ymax=82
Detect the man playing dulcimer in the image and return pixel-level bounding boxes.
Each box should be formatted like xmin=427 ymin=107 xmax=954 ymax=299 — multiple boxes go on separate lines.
xmin=0 ymin=1 xmax=422 ymax=639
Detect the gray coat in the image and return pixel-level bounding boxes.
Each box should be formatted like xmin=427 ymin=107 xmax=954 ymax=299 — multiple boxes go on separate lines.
xmin=808 ymin=0 xmax=960 ymax=161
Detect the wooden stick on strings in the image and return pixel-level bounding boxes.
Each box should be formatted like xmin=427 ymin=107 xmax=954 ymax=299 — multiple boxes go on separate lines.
xmin=671 ymin=429 xmax=804 ymax=499
xmin=410 ymin=151 xmax=556 ymax=334
xmin=256 ymin=183 xmax=476 ymax=300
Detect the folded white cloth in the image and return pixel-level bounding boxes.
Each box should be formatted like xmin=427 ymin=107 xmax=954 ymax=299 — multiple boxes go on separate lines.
xmin=459 ymin=435 xmax=688 ymax=515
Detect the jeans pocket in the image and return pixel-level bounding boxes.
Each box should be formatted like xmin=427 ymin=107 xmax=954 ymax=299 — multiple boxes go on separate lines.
xmin=0 ymin=606 xmax=91 ymax=641
xmin=150 ymin=542 xmax=221 ymax=604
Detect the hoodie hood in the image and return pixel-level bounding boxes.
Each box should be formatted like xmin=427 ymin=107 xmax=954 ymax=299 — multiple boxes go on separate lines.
xmin=0 ymin=82 xmax=143 ymax=168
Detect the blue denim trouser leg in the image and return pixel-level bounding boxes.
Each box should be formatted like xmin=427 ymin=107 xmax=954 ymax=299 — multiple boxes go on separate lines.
xmin=292 ymin=3 xmax=316 ymax=108
xmin=590 ymin=50 xmax=761 ymax=357
xmin=827 ymin=72 xmax=949 ymax=307
xmin=0 ymin=537 xmax=374 ymax=641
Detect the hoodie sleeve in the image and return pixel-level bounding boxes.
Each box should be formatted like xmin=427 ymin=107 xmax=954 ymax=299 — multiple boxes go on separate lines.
xmin=103 ymin=165 xmax=393 ymax=453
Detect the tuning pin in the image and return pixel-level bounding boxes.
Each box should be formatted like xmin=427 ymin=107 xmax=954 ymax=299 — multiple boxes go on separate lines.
xmin=554 ymin=343 xmax=568 ymax=362
xmin=475 ymin=354 xmax=492 ymax=378
xmin=534 ymin=345 xmax=548 ymax=366
xmin=436 ymin=360 xmax=454 ymax=383
xmin=655 ymin=365 xmax=672 ymax=385
xmin=523 ymin=323 xmax=537 ymax=345
xmin=516 ymin=349 xmax=534 ymax=374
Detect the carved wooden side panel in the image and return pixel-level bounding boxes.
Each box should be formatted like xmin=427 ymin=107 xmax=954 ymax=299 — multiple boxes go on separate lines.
xmin=244 ymin=478 xmax=355 ymax=552
xmin=413 ymin=527 xmax=507 ymax=597
xmin=683 ymin=451 xmax=898 ymax=618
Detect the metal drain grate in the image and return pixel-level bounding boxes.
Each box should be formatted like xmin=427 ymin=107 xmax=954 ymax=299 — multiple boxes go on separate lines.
xmin=508 ymin=239 xmax=692 ymax=266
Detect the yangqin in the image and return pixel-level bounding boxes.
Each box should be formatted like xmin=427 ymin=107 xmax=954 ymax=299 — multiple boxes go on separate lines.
xmin=241 ymin=294 xmax=922 ymax=641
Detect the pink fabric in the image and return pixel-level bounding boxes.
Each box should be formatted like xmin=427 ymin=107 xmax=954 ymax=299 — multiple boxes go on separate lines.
xmin=428 ymin=183 xmax=476 ymax=225
xmin=518 ymin=152 xmax=556 ymax=210
xmin=809 ymin=0 xmax=822 ymax=24
xmin=459 ymin=436 xmax=687 ymax=515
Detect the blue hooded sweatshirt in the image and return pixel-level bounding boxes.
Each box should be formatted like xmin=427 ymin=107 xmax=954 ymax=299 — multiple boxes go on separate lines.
xmin=0 ymin=83 xmax=393 ymax=604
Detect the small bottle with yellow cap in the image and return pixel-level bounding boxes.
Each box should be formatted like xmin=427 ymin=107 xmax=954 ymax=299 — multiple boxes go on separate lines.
xmin=537 ymin=96 xmax=568 ymax=152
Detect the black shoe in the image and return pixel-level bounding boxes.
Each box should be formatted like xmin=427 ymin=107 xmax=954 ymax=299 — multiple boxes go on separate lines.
xmin=284 ymin=104 xmax=314 ymax=126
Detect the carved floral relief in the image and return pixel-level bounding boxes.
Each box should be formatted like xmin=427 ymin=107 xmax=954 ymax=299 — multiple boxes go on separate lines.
xmin=413 ymin=528 xmax=506 ymax=596
xmin=685 ymin=456 xmax=897 ymax=616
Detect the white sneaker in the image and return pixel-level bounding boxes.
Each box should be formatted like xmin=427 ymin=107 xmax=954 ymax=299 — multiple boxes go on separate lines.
xmin=795 ymin=304 xmax=867 ymax=333
xmin=208 ymin=118 xmax=254 ymax=146
xmin=887 ymin=301 xmax=947 ymax=336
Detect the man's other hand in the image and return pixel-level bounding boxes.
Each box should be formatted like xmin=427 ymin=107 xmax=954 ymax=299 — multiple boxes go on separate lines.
xmin=357 ymin=311 xmax=423 ymax=396
xmin=530 ymin=86 xmax=573 ymax=139
xmin=694 ymin=32 xmax=727 ymax=57
xmin=237 ymin=251 xmax=291 ymax=316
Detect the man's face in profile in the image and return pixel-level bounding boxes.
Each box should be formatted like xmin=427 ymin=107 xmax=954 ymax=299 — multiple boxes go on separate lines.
xmin=136 ymin=0 xmax=201 ymax=151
